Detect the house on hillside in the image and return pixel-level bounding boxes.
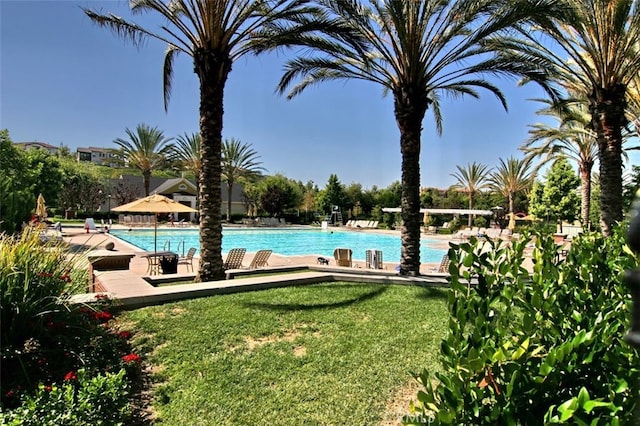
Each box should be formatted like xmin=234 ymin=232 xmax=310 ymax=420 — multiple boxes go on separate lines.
xmin=14 ymin=141 xmax=59 ymax=155
xmin=76 ymin=146 xmax=118 ymax=167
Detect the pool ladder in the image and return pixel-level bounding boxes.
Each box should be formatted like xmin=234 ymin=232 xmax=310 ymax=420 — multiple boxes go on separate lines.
xmin=164 ymin=238 xmax=186 ymax=257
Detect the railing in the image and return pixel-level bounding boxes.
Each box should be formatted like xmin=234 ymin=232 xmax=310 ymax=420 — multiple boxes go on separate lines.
xmin=176 ymin=239 xmax=185 ymax=257
xmin=163 ymin=239 xmax=171 ymax=252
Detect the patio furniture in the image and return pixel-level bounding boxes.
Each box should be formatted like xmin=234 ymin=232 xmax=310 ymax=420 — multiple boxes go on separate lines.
xmin=247 ymin=249 xmax=272 ymax=269
xmin=223 ymin=248 xmax=246 ymax=269
xmin=365 ymin=249 xmax=383 ymax=269
xmin=177 ymin=247 xmax=197 ymax=272
xmin=333 ymin=248 xmax=353 ymax=267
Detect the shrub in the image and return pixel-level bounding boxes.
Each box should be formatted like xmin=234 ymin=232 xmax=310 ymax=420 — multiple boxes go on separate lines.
xmin=0 ymin=229 xmax=139 ymax=423
xmin=0 ymin=228 xmax=86 ymax=349
xmin=0 ymin=369 xmax=129 ymax=425
xmin=408 ymin=227 xmax=640 ymax=424
xmin=473 ymin=216 xmax=487 ymax=228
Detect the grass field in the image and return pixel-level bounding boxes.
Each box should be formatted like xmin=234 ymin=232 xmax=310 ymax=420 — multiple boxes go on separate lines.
xmin=118 ymin=282 xmax=449 ymax=425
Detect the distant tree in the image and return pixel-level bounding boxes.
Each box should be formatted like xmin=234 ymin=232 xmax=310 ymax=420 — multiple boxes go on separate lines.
xmin=113 ymin=124 xmax=174 ymax=196
xmin=0 ymin=130 xmax=33 ymax=233
xmin=171 ymin=132 xmax=201 ymax=178
xmin=376 ymin=181 xmax=402 ymax=209
xmin=24 ymin=149 xmax=64 ymax=213
xmin=522 ymin=101 xmax=599 ymax=228
xmin=317 ymin=174 xmax=346 ymax=215
xmin=59 ymin=173 xmax=106 ymax=216
xmin=528 ymin=158 xmax=580 ymax=232
xmin=488 ymin=157 xmax=536 ymax=228
xmin=450 ymin=162 xmax=492 ymax=226
xmin=221 ymin=138 xmax=265 ymax=221
xmin=258 ymin=174 xmax=303 ymax=218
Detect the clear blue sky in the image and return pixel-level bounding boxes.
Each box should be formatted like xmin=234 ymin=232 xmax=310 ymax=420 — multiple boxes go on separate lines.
xmin=3 ymin=1 xmax=633 ymax=190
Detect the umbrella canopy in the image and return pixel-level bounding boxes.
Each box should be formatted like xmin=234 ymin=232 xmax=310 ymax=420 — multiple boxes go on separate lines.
xmin=112 ymin=193 xmax=197 ymax=214
xmin=112 ymin=194 xmax=197 ymax=253
xmin=36 ymin=194 xmax=47 ymax=220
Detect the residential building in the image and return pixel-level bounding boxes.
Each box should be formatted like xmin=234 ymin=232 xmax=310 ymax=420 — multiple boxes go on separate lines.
xmin=76 ymin=146 xmax=118 ymax=166
xmin=13 ymin=141 xmax=59 ymax=155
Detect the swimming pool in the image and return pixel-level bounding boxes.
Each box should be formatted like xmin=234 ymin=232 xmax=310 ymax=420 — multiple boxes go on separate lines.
xmin=111 ymin=227 xmax=446 ymax=263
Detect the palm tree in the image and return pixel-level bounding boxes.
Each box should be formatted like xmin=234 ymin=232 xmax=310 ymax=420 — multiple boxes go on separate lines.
xmin=221 ymin=138 xmax=265 ymax=222
xmin=275 ymin=0 xmax=554 ymax=275
xmin=522 ymin=101 xmax=598 ymax=228
xmin=450 ymin=162 xmax=492 ymax=227
xmin=113 ymin=123 xmax=174 ymax=196
xmin=171 ymin=132 xmax=201 ymax=178
xmin=500 ymin=0 xmax=640 ymax=235
xmin=488 ymin=156 xmax=536 ymax=229
xmin=85 ymin=0 xmax=321 ymax=281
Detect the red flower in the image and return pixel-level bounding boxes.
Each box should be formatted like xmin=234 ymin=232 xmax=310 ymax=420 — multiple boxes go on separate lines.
xmin=118 ymin=331 xmax=132 ymax=340
xmin=5 ymin=390 xmax=15 ymax=398
xmin=63 ymin=371 xmax=77 ymax=381
xmin=94 ymin=311 xmax=113 ymax=322
xmin=44 ymin=385 xmax=52 ymax=392
xmin=121 ymin=353 xmax=140 ymax=363
xmin=37 ymin=357 xmax=47 ymax=366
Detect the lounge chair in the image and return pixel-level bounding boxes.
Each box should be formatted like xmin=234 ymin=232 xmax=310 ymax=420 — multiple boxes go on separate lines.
xmin=223 ymin=248 xmax=246 ymax=269
xmin=333 ymin=248 xmax=353 ymax=267
xmin=247 ymin=249 xmax=272 ymax=269
xmin=177 ymin=247 xmax=197 ymax=272
xmin=434 ymin=254 xmax=451 ymax=273
xmin=366 ymin=249 xmax=383 ymax=269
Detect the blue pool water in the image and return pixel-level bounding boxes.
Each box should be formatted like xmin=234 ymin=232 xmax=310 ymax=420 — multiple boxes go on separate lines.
xmin=111 ymin=227 xmax=447 ymax=263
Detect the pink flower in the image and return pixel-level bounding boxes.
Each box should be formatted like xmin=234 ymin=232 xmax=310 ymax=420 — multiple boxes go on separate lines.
xmin=121 ymin=353 xmax=140 ymax=363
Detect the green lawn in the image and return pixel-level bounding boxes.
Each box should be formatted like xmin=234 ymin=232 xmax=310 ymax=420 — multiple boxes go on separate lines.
xmin=119 ymin=282 xmax=449 ymax=425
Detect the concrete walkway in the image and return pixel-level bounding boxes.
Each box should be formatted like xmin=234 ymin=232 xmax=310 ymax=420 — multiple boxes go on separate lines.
xmin=63 ymin=225 xmax=451 ymax=310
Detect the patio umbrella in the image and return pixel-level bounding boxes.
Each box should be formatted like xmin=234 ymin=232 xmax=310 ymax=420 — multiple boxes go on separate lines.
xmin=36 ymin=193 xmax=47 ymax=220
xmin=112 ymin=193 xmax=197 ymax=254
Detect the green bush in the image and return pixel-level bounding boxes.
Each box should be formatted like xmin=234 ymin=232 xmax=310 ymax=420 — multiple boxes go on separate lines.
xmin=0 ymin=228 xmax=139 ymax=423
xmin=473 ymin=216 xmax=487 ymax=228
xmin=408 ymin=227 xmax=640 ymax=424
xmin=0 ymin=369 xmax=129 ymax=426
xmin=0 ymin=228 xmax=86 ymax=349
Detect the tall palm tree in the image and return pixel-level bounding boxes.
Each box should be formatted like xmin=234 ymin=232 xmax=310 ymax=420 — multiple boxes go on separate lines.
xmin=113 ymin=123 xmax=174 ymax=196
xmin=499 ymin=0 xmax=640 ymax=235
xmin=221 ymin=138 xmax=265 ymax=221
xmin=85 ymin=0 xmax=322 ymax=281
xmin=488 ymin=156 xmax=536 ymax=229
xmin=275 ymin=0 xmax=554 ymax=275
xmin=522 ymin=101 xmax=598 ymax=228
xmin=171 ymin=132 xmax=201 ymax=178
xmin=450 ymin=162 xmax=492 ymax=226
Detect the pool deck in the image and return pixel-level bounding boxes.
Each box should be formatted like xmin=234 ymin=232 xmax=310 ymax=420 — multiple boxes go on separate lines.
xmin=62 ymin=224 xmax=456 ymax=310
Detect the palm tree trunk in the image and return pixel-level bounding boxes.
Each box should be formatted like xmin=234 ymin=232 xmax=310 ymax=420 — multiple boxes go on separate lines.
xmin=468 ymin=193 xmax=473 ymax=227
xmin=227 ymin=183 xmax=233 ymax=222
xmin=194 ymin=50 xmax=231 ymax=282
xmin=394 ymin=94 xmax=427 ymax=276
xmin=590 ymin=85 xmax=626 ymax=236
xmin=143 ymin=171 xmax=151 ymax=196
xmin=579 ymin=163 xmax=592 ymax=229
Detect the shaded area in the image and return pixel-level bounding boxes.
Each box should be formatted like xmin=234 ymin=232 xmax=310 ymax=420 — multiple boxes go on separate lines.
xmin=243 ymin=285 xmax=388 ymax=311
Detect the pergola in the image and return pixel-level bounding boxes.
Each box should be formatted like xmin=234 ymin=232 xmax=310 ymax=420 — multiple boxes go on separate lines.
xmin=381 ymin=208 xmax=493 ymax=216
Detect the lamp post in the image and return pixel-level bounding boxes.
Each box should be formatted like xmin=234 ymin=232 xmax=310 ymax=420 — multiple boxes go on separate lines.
xmin=107 ymin=194 xmax=112 ymax=221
